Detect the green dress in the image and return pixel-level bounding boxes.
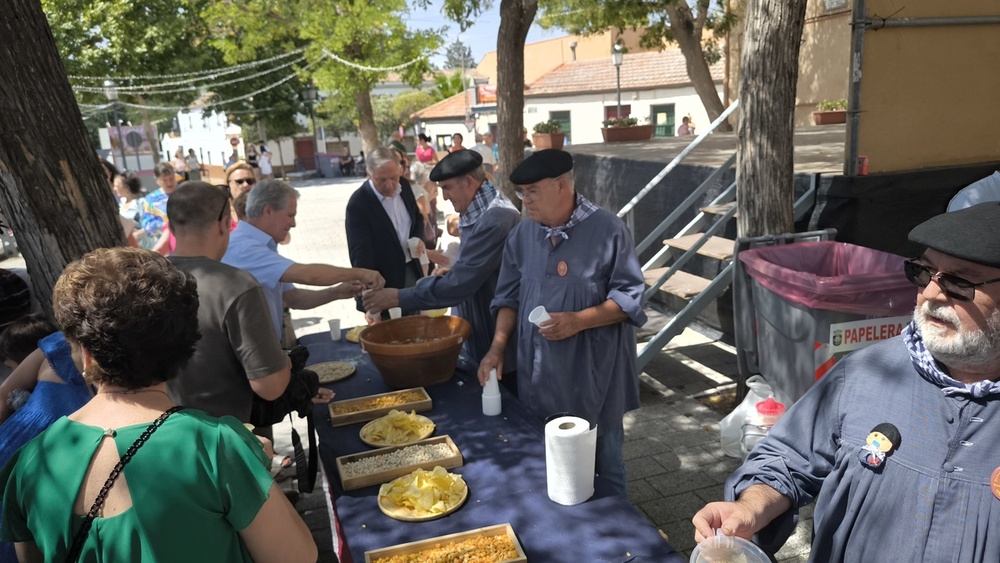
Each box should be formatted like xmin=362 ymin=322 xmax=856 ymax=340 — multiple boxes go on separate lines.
xmin=1 ymin=410 xmax=273 ymax=561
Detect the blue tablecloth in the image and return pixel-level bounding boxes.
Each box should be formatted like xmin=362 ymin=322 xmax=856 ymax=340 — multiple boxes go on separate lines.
xmin=304 ymin=332 xmax=683 ymax=563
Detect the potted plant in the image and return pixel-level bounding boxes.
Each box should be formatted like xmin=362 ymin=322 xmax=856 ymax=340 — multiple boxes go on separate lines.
xmin=601 ymin=116 xmax=655 ymax=142
xmin=532 ymin=120 xmax=566 ymax=149
xmin=812 ymin=99 xmax=847 ymax=125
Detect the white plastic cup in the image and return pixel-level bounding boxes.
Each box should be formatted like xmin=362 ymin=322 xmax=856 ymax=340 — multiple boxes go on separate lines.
xmin=528 ymin=305 xmax=551 ymax=327
xmin=407 ymin=237 xmax=421 ymax=259
xmin=388 ymin=307 xmax=402 ymax=320
xmin=328 ymin=319 xmax=341 ymax=341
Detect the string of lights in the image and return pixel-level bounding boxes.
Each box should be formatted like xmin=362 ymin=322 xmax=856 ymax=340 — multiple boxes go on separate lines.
xmin=71 ymin=56 xmax=308 ymax=95
xmin=67 ymin=48 xmax=307 ymax=82
xmin=87 ymin=58 xmax=323 ymax=112
xmin=322 ymin=50 xmax=428 ymax=72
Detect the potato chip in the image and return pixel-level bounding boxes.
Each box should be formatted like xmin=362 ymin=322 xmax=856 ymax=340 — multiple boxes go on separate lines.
xmin=378 ymin=467 xmax=467 ymax=518
xmin=360 ymin=410 xmax=434 ymax=446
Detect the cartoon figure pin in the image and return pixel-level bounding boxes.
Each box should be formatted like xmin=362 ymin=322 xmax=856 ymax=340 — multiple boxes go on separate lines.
xmin=858 ymin=423 xmax=901 ymax=470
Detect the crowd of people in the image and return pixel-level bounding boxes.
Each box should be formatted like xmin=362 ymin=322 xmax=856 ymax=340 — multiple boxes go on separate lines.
xmin=2 ymin=127 xmax=1000 ymax=560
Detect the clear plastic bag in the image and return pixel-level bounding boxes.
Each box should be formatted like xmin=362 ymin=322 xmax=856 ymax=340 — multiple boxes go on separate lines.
xmin=719 ymin=375 xmax=786 ymax=459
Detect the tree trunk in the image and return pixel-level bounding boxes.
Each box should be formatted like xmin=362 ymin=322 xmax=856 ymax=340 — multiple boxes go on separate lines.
xmin=355 ymin=88 xmax=379 ymax=155
xmin=666 ymin=3 xmax=731 ymax=132
xmin=735 ymin=0 xmax=807 ymax=238
xmin=0 ymin=1 xmax=126 ymax=316
xmin=496 ymin=0 xmax=538 ymax=205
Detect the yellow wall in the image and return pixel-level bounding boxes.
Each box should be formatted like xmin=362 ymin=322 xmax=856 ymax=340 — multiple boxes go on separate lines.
xmin=795 ymin=5 xmax=852 ymax=126
xmin=473 ymin=31 xmax=646 ymax=87
xmin=856 ymin=0 xmax=1000 ymax=172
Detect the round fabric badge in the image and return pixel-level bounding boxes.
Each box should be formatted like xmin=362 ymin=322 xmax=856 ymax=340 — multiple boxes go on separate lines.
xmin=992 ymin=467 xmax=1000 ymax=501
xmin=557 ymin=260 xmax=568 ymax=277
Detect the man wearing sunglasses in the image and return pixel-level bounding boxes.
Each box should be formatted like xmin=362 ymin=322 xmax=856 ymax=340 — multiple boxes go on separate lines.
xmin=694 ymin=202 xmax=1000 ymax=560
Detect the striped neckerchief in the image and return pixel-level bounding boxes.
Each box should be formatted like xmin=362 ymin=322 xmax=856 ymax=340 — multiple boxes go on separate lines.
xmin=903 ymin=321 xmax=1000 ymax=398
xmin=540 ymin=193 xmax=599 ymax=241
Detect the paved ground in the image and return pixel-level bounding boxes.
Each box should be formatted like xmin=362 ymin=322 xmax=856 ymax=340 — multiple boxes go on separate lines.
xmin=266 ymin=175 xmax=814 ymax=562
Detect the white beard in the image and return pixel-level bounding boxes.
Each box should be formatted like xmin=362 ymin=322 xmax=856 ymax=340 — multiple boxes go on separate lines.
xmin=913 ymin=301 xmax=1000 ymax=369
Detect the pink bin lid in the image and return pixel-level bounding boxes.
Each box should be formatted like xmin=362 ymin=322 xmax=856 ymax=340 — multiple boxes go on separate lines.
xmin=755 ymin=397 xmax=786 ymax=417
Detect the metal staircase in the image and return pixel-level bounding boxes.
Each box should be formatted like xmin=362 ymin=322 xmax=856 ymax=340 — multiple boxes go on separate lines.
xmin=617 ymin=101 xmax=816 ymax=370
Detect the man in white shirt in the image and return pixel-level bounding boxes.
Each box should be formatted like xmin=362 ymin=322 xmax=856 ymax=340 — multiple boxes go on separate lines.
xmin=345 ymin=147 xmax=425 ymax=318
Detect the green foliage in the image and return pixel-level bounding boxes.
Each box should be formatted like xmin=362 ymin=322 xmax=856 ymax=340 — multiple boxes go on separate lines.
xmin=537 ymin=0 xmax=733 ymax=65
xmin=444 ymin=40 xmax=476 ymax=69
xmin=43 ymin=0 xmax=218 ymax=133
xmin=533 ymin=120 xmax=563 ymax=134
xmin=603 ymin=116 xmax=639 ymax=127
xmin=432 ymin=72 xmax=466 ymax=101
xmin=202 ymin=0 xmax=444 ymax=147
xmin=392 ymin=91 xmax=436 ymax=127
xmin=817 ymin=99 xmax=847 ymax=111
xmin=441 ymin=0 xmax=493 ymax=32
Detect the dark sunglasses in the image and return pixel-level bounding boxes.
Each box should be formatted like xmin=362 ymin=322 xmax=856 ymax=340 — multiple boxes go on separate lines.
xmin=213 ymin=185 xmax=232 ymax=222
xmin=233 ymin=178 xmax=256 ymax=186
xmin=904 ymin=259 xmax=1000 ymax=301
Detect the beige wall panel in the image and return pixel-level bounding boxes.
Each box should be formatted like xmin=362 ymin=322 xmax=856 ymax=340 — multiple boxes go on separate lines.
xmin=796 ymin=9 xmax=852 ymax=126
xmin=858 ymin=23 xmax=1000 ymax=172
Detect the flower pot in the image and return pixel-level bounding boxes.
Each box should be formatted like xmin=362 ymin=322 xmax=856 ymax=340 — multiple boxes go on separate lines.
xmin=601 ymin=125 xmax=655 ymax=142
xmin=812 ymin=110 xmax=846 ymax=125
xmin=532 ymin=133 xmax=566 ymax=150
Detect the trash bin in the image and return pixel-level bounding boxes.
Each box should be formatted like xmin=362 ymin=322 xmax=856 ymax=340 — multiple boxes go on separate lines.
xmin=737 ymin=240 xmax=916 ymax=403
xmin=315 ymin=152 xmax=335 ymax=178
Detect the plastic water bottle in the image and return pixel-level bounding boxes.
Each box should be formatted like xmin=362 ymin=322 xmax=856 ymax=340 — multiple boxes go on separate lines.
xmin=740 ymin=397 xmax=786 ymax=455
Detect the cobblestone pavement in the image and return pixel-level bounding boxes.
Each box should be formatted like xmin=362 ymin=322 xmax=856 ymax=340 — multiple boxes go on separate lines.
xmin=269 ymin=175 xmax=813 ymax=562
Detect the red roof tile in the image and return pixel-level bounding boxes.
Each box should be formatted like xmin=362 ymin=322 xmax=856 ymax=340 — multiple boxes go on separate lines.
xmin=525 ymin=48 xmax=723 ymax=97
xmin=410 ymin=91 xmax=470 ymax=120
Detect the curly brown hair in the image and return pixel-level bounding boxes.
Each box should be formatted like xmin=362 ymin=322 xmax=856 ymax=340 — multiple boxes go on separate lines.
xmin=53 ymin=248 xmax=201 ymax=389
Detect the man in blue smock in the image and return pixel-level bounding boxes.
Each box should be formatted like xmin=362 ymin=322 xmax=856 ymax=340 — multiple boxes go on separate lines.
xmin=693 ymin=202 xmax=1000 ymax=561
xmin=363 ymin=150 xmax=520 ymax=389
xmin=478 ymin=149 xmax=647 ymax=498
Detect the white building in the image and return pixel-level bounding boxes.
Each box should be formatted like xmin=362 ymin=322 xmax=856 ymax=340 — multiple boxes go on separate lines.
xmin=413 ymin=47 xmax=724 ymax=147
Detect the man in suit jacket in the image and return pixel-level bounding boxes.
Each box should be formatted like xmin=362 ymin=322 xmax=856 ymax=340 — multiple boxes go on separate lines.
xmin=346 ymin=146 xmax=425 ymax=318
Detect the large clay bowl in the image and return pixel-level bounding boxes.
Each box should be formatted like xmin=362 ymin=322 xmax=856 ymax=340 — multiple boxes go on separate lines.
xmin=359 ymin=316 xmax=471 ymax=389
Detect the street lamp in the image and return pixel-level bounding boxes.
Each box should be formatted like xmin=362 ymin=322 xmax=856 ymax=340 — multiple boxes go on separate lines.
xmin=611 ymin=44 xmax=624 ymax=120
xmin=303 ymin=82 xmax=319 ymax=166
xmin=103 ymin=79 xmax=129 ymax=170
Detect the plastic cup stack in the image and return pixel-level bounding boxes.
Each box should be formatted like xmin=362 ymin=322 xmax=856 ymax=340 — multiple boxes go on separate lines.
xmin=482 ymin=368 xmax=502 ymax=416
xmin=528 ymin=305 xmax=551 ymax=327
xmin=388 ymin=307 xmax=402 ymax=320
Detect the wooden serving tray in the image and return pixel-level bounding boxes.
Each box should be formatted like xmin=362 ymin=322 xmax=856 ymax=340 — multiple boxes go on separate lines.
xmin=336 ymin=435 xmax=463 ymax=491
xmin=364 ymin=523 xmax=527 ymax=563
xmin=328 ymin=387 xmax=432 ymax=427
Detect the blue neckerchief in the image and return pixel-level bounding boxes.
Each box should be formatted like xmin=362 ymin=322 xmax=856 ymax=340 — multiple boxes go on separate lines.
xmin=540 ymin=194 xmax=599 ymax=241
xmin=459 ymin=180 xmax=499 ymax=233
xmin=903 ymin=321 xmax=1000 ymax=398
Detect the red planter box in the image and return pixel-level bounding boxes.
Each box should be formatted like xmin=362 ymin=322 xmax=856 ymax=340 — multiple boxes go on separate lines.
xmin=601 ymin=125 xmax=655 ymax=142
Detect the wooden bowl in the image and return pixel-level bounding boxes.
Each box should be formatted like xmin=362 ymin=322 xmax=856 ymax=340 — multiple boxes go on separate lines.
xmin=360 ymin=316 xmax=471 ymax=389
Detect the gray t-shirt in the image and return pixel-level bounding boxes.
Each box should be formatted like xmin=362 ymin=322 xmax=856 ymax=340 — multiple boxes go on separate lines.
xmin=168 ymin=255 xmax=288 ymax=422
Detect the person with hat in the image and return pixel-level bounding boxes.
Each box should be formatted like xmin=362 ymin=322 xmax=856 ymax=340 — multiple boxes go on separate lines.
xmin=693 ymin=202 xmax=1000 ymax=560
xmin=363 ymin=150 xmax=520 ymax=385
xmin=477 ymin=149 xmax=647 ymax=498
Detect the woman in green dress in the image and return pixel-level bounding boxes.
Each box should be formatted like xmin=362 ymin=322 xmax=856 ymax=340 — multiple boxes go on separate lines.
xmin=0 ymin=247 xmax=316 ymax=562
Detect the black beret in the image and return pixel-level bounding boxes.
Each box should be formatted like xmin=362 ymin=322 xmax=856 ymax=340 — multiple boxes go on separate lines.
xmin=908 ymin=202 xmax=1000 ymax=268
xmin=509 ymin=149 xmax=573 ymax=185
xmin=429 ymin=150 xmax=482 ymax=182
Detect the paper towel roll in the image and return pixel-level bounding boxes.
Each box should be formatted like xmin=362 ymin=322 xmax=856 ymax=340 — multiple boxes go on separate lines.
xmin=545 ymin=415 xmax=597 ymax=505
